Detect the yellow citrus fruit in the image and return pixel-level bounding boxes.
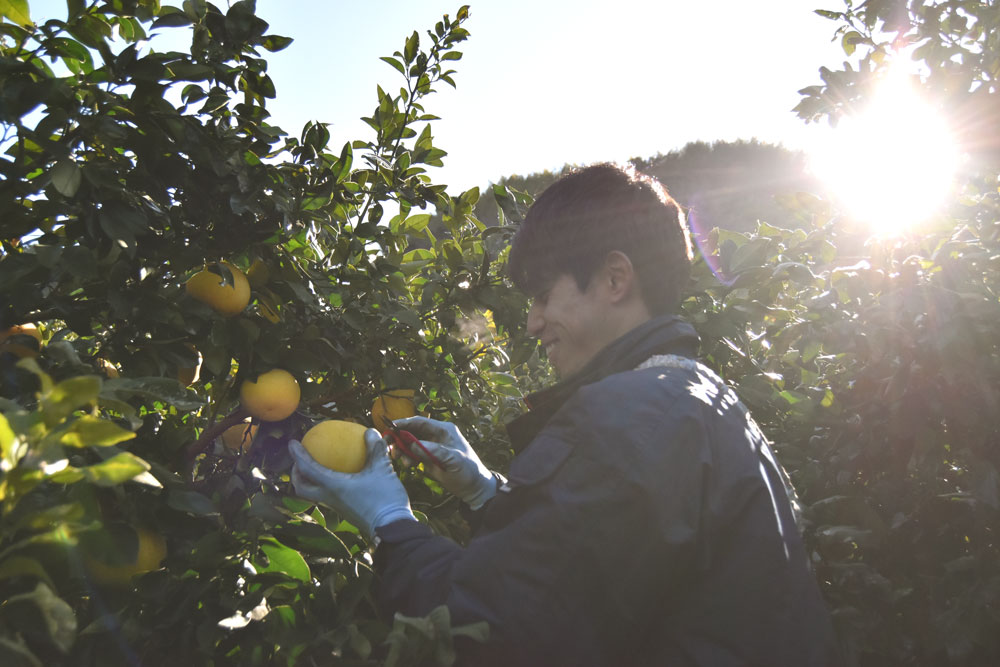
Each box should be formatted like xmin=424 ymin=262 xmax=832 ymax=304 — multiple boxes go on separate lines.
xmin=247 ymin=259 xmax=270 ymax=288
xmin=177 ymin=344 xmax=203 ymax=386
xmin=301 ymin=419 xmax=368 ymax=472
xmin=86 ymin=527 xmax=167 ymax=588
xmin=239 ymin=369 xmax=301 ymax=422
xmin=371 ymin=389 xmax=416 ymax=430
xmin=221 ymin=419 xmax=258 ymax=452
xmin=0 ymin=323 xmax=42 ymax=358
xmin=185 ymin=262 xmax=251 ymax=317
xmin=97 ymin=358 xmax=120 ymax=379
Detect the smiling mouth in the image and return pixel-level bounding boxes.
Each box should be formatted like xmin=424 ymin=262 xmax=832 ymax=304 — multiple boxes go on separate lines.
xmin=543 ymin=340 xmax=557 ymax=354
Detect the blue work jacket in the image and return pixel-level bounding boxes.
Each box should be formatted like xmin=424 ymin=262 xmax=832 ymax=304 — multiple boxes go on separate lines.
xmin=375 ymin=315 xmax=842 ymax=666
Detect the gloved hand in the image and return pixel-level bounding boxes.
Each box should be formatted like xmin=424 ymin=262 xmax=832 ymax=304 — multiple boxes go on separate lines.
xmin=391 ymin=416 xmax=498 ymax=510
xmin=289 ymin=428 xmax=415 ymax=541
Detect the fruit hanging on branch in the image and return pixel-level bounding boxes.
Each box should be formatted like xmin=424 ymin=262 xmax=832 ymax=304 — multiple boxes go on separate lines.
xmin=177 ymin=345 xmax=203 ymax=386
xmin=83 ymin=525 xmax=167 ymax=589
xmin=0 ymin=323 xmax=42 ymax=359
xmin=221 ymin=419 xmax=258 ymax=453
xmin=185 ymin=262 xmax=251 ymax=317
xmin=371 ymin=389 xmax=417 ymax=429
xmin=240 ymin=369 xmax=301 ymax=421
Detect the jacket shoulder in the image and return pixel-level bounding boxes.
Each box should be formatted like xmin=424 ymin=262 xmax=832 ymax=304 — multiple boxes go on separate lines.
xmin=559 ymin=364 xmax=706 ymax=458
xmin=577 ymin=363 xmax=702 ymax=420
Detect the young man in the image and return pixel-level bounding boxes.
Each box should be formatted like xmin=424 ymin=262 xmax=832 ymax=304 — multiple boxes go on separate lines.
xmin=290 ymin=164 xmax=842 ymax=665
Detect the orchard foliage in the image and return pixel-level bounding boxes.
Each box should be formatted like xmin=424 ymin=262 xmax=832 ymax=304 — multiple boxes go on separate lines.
xmin=690 ymin=2 xmax=1000 ymax=665
xmin=0 ymin=1 xmax=526 ymax=664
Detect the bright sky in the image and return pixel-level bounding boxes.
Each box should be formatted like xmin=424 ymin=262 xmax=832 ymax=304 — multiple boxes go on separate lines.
xmin=27 ymin=0 xmax=847 ymax=192
xmin=255 ymin=0 xmax=847 ymax=192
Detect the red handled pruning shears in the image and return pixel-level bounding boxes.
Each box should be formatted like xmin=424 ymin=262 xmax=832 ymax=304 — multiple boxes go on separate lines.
xmin=379 ymin=417 xmax=445 ymax=469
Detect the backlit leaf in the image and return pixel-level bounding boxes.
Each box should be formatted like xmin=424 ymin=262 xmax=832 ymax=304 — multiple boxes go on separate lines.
xmin=76 ymin=452 xmax=150 ymax=486
xmin=253 ymin=537 xmax=310 ymax=583
xmin=50 ymin=161 xmax=82 ymax=197
xmin=58 ymin=415 xmax=135 ymax=448
xmin=0 ymin=0 xmax=30 ymax=26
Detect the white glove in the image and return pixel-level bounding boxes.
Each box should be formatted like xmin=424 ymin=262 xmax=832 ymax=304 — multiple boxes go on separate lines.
xmin=289 ymin=429 xmax=415 ymax=541
xmin=391 ymin=416 xmax=498 ymax=510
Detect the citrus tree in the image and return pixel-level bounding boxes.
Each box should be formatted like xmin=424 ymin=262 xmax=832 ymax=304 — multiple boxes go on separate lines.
xmin=0 ymin=2 xmax=533 ymax=664
xmin=680 ymin=2 xmax=1000 ymax=665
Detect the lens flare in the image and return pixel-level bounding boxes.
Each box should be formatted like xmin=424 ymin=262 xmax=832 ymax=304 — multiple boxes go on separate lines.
xmin=808 ymin=68 xmax=958 ymax=235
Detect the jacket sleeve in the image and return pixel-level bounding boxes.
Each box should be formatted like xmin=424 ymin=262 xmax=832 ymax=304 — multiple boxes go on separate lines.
xmin=373 ymin=388 xmax=711 ymax=665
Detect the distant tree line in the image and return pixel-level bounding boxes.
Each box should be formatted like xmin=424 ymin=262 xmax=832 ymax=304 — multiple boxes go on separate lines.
xmin=432 ymin=139 xmax=825 ymax=250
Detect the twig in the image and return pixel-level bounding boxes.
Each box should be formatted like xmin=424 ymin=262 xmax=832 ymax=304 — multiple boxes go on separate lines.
xmin=183 ymin=407 xmax=249 ymax=465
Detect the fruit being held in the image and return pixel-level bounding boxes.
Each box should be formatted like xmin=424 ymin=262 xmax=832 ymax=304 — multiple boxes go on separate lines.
xmin=185 ymin=262 xmax=250 ymax=317
xmin=371 ymin=389 xmax=416 ymax=429
xmin=301 ymin=419 xmax=368 ymax=472
xmin=239 ymin=369 xmax=301 ymax=421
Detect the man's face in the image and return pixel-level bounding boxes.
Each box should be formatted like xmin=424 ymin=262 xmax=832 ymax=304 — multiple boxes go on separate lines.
xmin=525 ymin=272 xmax=612 ymax=378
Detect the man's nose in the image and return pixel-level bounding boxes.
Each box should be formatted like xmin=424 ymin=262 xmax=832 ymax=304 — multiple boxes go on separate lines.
xmin=526 ymin=302 xmax=543 ymax=337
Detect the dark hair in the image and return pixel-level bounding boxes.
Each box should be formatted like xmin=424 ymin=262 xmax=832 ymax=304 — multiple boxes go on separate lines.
xmin=507 ymin=163 xmax=693 ymax=314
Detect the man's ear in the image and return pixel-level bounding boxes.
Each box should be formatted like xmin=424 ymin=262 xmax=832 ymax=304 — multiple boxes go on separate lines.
xmin=603 ymin=250 xmax=637 ymax=304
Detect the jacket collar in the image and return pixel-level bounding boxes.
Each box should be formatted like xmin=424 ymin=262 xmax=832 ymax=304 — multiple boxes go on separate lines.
xmin=505 ymin=314 xmax=699 ymax=453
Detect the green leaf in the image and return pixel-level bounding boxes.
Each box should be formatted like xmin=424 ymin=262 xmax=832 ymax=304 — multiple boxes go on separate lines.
xmin=151 ymin=11 xmax=192 ymax=29
xmin=778 ymin=389 xmax=805 ymax=405
xmin=380 ymin=56 xmax=405 ymax=75
xmin=168 ymin=62 xmax=213 ymax=81
xmin=263 ymin=604 xmax=297 ymax=635
xmin=261 ymin=34 xmax=293 ymax=52
xmin=401 ymin=213 xmax=431 ymax=234
xmin=253 ymin=537 xmax=310 ymax=583
xmin=98 ymin=209 xmax=137 ymax=252
xmin=73 ymin=451 xmax=150 ymax=487
xmin=441 ymin=240 xmax=464 ymax=269
xmin=272 ymin=522 xmax=352 ymax=559
xmin=58 ymin=415 xmax=135 ymax=448
xmin=46 ymin=37 xmax=93 ymax=72
xmin=4 ymin=583 xmax=76 ymax=653
xmin=50 ymin=160 xmax=82 ymax=198
xmin=101 ymin=377 xmax=204 ymax=411
xmin=0 ymin=637 xmax=42 ymax=667
xmin=0 ymin=556 xmax=56 ymax=589
xmin=452 ymin=620 xmax=490 ymax=643
xmin=486 ymin=371 xmax=516 ymax=386
xmin=167 ymin=489 xmax=218 ymax=517
xmin=0 ymin=21 xmax=27 ymax=42
xmin=67 ymin=14 xmax=111 ymax=49
xmin=41 ymin=375 xmax=101 ymax=428
xmin=0 ymin=0 xmax=31 ymax=26
xmin=403 ymin=30 xmax=419 ymax=64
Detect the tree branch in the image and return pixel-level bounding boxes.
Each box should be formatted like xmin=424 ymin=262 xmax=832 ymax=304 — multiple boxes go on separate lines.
xmin=183 ymin=407 xmax=249 ymax=466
